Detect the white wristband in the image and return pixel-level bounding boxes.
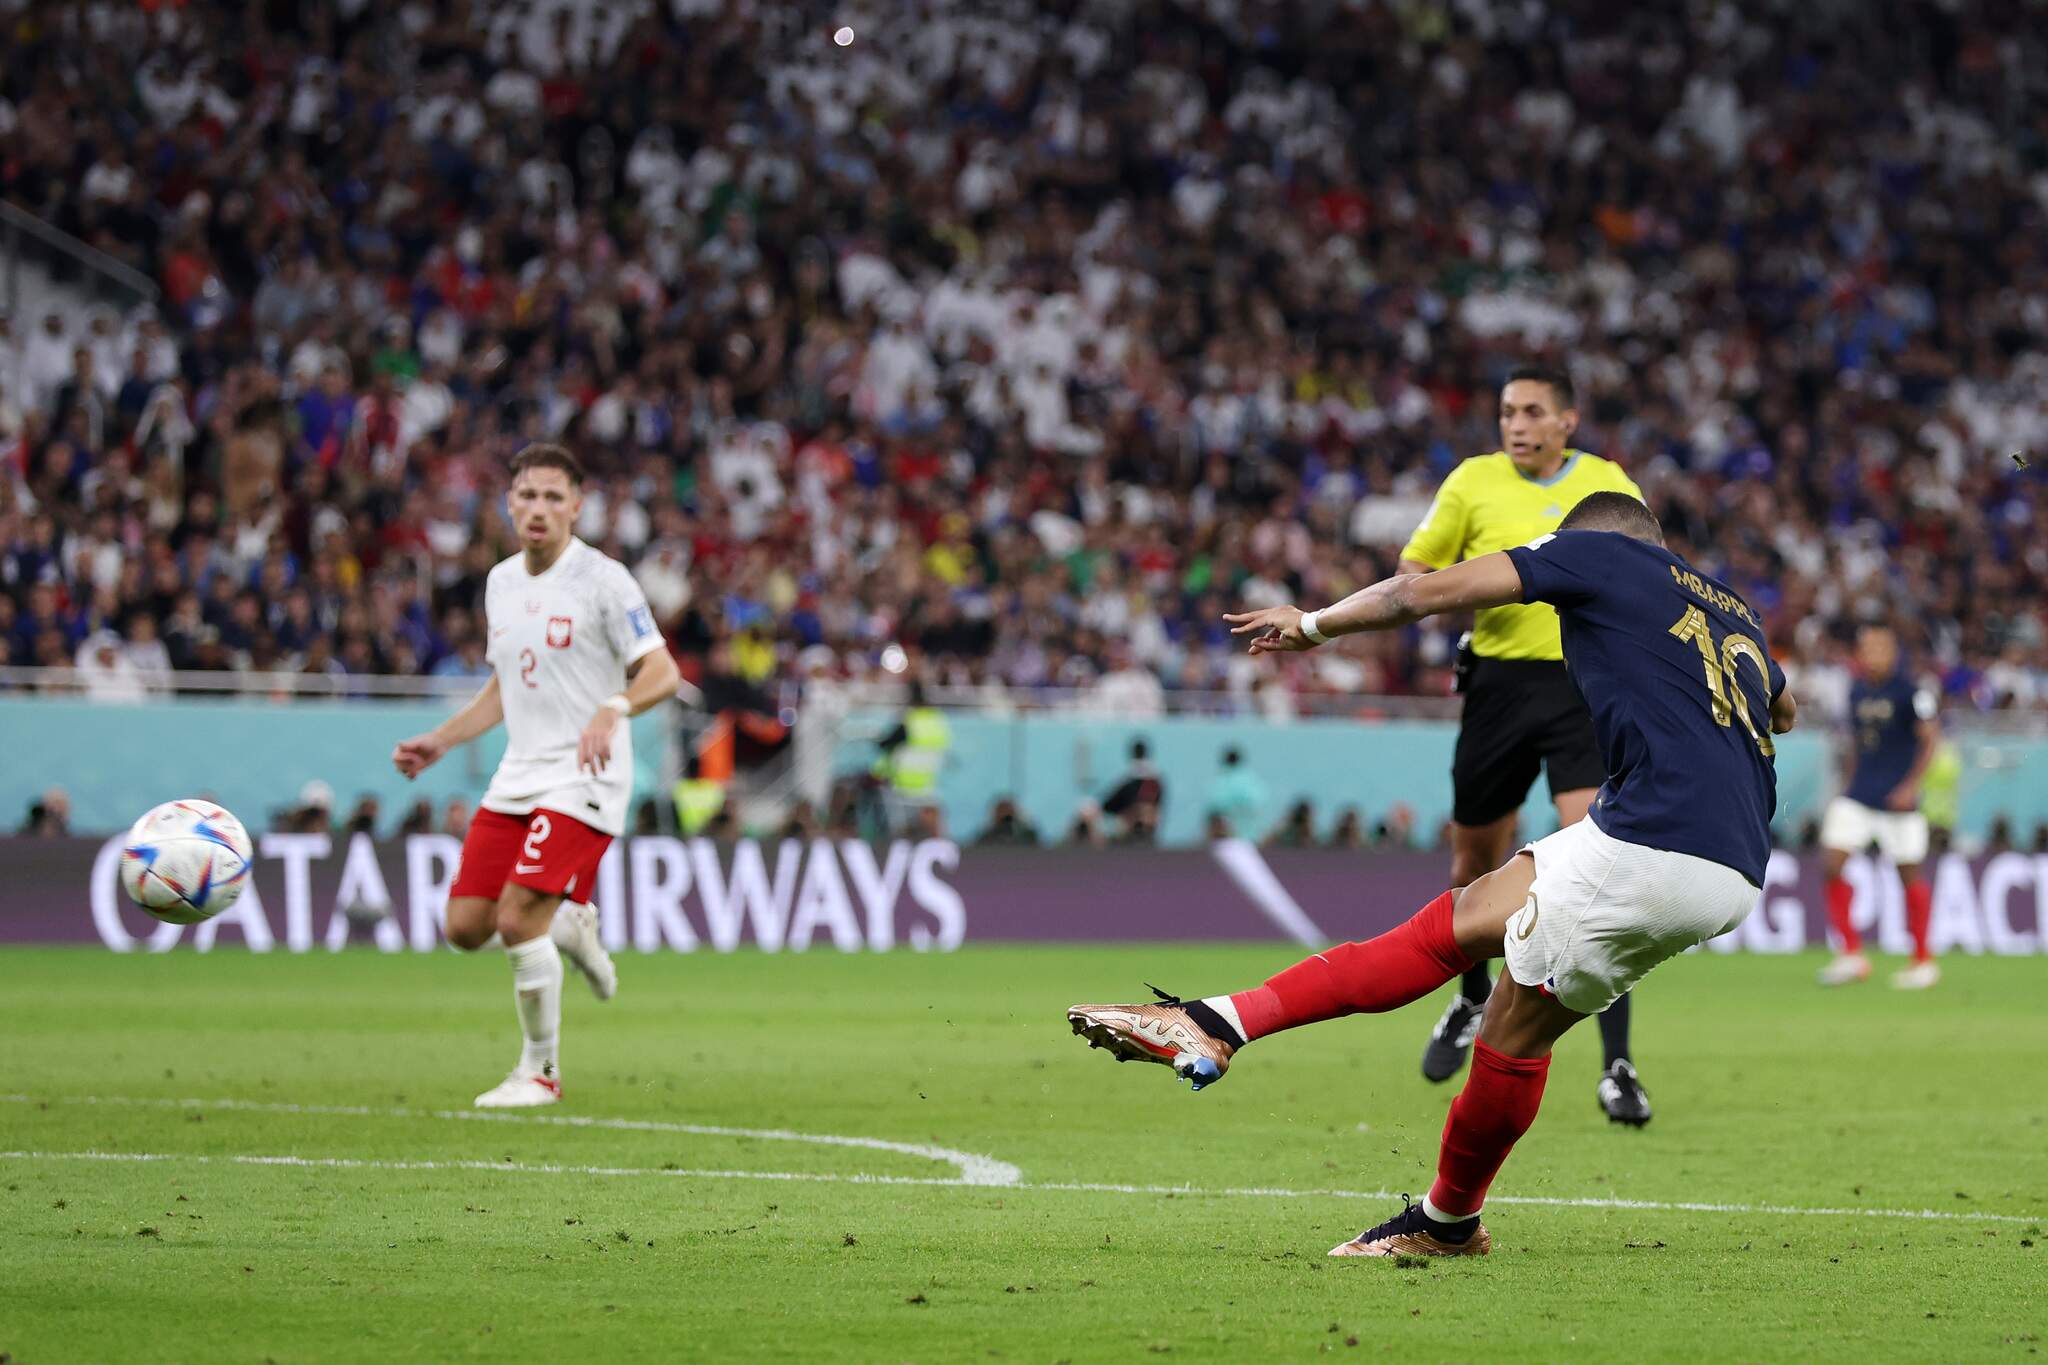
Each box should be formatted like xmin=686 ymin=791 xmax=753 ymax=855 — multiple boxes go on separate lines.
xmin=601 ymin=694 xmax=632 ymax=717
xmin=1299 ymin=610 xmax=1329 ymax=645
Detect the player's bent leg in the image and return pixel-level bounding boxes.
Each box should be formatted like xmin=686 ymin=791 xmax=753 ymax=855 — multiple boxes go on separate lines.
xmin=1065 ymin=866 xmax=1526 ymax=1090
xmin=1423 ymin=816 xmax=1518 ymax=1083
xmin=443 ymin=895 xmax=501 ymax=952
xmin=550 ymin=901 xmax=617 ymax=1001
xmin=1331 ymin=974 xmax=1583 ymax=1259
xmin=475 ymin=883 xmax=567 ymax=1109
xmin=1448 ymin=853 xmax=1535 ymax=963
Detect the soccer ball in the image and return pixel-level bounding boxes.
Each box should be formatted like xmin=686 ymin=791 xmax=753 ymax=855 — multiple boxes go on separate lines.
xmin=120 ymin=799 xmax=255 ymax=925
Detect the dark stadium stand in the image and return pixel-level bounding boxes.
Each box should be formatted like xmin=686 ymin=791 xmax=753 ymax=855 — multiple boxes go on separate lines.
xmin=2 ymin=0 xmax=2045 ymax=720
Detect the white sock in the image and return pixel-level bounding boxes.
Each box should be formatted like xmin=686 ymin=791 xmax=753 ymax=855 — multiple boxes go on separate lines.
xmin=506 ymin=936 xmax=562 ymax=1077
xmin=1198 ymin=995 xmax=1246 ymax=1041
xmin=1422 ymin=1192 xmax=1475 ymax=1225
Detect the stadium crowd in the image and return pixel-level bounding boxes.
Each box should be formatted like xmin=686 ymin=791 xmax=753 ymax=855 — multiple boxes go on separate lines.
xmin=3 ymin=0 xmax=2048 ymax=724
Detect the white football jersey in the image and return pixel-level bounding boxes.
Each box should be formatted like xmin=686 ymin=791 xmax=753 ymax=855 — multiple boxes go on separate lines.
xmin=480 ymin=538 xmax=666 ymax=836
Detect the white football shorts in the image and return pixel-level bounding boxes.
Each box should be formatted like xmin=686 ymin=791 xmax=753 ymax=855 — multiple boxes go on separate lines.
xmin=1501 ymin=818 xmax=1760 ymax=1015
xmin=1818 ymin=796 xmax=1929 ymax=865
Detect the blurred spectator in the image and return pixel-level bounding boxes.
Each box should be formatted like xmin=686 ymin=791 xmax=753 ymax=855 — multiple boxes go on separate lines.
xmin=2031 ymin=823 xmax=2048 ymax=854
xmin=75 ymin=630 xmax=145 ymax=702
xmin=1373 ymin=802 xmax=1419 ymax=851
xmin=775 ymin=800 xmax=819 ymax=841
xmin=441 ymin=797 xmax=472 ymax=839
xmin=974 ymin=796 xmax=1041 ymax=847
xmin=1101 ymin=739 xmax=1164 ymax=844
xmin=1066 ymin=799 xmax=1108 ymax=849
xmin=20 ymin=787 xmax=70 ymax=837
xmin=1203 ymin=747 xmax=1269 ymax=840
xmin=398 ymin=799 xmax=435 ymax=837
xmin=1985 ymin=816 xmax=2015 ymax=855
xmin=636 ymin=799 xmax=665 ymax=837
xmin=1264 ymin=800 xmax=1319 ymax=849
xmin=276 ymin=779 xmax=334 ymax=834
xmin=1328 ymin=808 xmax=1366 ymax=850
xmin=343 ymin=795 xmax=381 ymax=836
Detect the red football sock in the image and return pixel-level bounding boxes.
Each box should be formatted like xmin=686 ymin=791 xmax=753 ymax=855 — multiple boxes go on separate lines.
xmin=1229 ymin=891 xmax=1473 ymax=1042
xmin=1905 ymin=879 xmax=1933 ymax=964
xmin=1426 ymin=1040 xmax=1552 ymax=1218
xmin=1823 ymin=876 xmax=1859 ymax=954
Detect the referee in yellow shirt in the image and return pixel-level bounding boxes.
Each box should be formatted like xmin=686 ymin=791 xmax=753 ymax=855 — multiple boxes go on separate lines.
xmin=1400 ymin=365 xmax=1653 ymax=1126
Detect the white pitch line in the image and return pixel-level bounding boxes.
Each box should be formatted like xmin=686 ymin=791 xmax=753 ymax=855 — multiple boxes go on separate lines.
xmin=0 ymin=1150 xmax=977 ymax=1188
xmin=1024 ymin=1179 xmax=2044 ymax=1225
xmin=5 ymin=1095 xmax=2039 ymax=1225
xmin=0 ymin=1093 xmax=1021 ymax=1188
xmin=0 ymin=1149 xmax=2036 ymax=1225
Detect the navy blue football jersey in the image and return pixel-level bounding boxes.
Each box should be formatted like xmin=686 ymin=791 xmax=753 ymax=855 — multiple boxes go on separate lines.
xmin=1504 ymin=530 xmax=1785 ymax=885
xmin=1845 ymin=669 xmax=1936 ymax=808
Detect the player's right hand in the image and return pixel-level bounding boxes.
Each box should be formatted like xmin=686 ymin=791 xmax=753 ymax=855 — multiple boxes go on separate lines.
xmin=393 ymin=733 xmax=448 ymax=778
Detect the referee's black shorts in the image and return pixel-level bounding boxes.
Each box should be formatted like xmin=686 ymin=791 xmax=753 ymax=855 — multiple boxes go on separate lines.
xmin=1451 ymin=656 xmax=1606 ymax=827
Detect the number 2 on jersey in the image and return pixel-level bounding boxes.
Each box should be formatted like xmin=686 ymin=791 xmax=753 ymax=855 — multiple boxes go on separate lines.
xmin=1668 ymin=605 xmax=1775 ymax=757
xmin=519 ymin=648 xmax=538 ymax=689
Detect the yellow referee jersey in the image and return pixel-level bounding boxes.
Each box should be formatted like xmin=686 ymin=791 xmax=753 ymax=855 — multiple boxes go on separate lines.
xmin=1400 ymin=450 xmax=1643 ymax=661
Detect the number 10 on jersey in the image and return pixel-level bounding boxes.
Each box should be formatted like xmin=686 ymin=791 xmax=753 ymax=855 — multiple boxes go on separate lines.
xmin=1668 ymin=606 xmax=1775 ymax=757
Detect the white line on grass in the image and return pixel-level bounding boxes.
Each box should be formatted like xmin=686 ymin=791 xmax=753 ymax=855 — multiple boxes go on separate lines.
xmin=0 ymin=1093 xmax=1022 ymax=1188
xmin=4 ymin=1095 xmax=2037 ymax=1226
xmin=0 ymin=1149 xmax=979 ymax=1187
xmin=0 ymin=1149 xmax=2035 ymax=1226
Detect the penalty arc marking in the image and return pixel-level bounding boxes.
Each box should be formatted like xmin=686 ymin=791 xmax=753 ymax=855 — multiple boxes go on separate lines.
xmin=0 ymin=1093 xmax=1022 ymax=1188
xmin=1 ymin=1094 xmax=2039 ymax=1226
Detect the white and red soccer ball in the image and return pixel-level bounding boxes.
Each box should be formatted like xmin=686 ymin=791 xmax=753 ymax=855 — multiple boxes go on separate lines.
xmin=119 ymin=799 xmax=254 ymax=925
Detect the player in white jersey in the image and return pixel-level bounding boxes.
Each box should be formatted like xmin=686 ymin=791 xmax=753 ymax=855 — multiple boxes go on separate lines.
xmin=393 ymin=443 xmax=681 ymax=1108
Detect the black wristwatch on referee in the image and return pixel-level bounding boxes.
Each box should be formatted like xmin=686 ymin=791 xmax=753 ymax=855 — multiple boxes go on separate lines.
xmin=1452 ymin=631 xmax=1477 ymax=694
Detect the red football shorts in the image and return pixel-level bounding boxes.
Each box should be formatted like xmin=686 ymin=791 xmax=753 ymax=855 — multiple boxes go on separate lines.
xmin=449 ymin=807 xmax=612 ymax=903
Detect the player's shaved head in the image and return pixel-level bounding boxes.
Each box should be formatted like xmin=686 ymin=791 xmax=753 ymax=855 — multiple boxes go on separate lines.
xmin=1559 ymin=491 xmax=1663 ymax=545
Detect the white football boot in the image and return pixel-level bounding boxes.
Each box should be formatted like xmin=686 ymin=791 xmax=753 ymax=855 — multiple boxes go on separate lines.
xmin=474 ymin=1065 xmax=563 ymax=1108
xmin=1817 ymin=952 xmax=1871 ymax=987
xmin=551 ymin=902 xmax=617 ymax=1001
xmin=1890 ymin=960 xmax=1941 ymax=990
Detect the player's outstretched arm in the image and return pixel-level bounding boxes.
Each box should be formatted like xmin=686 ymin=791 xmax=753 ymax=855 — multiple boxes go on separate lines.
xmin=1225 ymin=553 xmax=1526 ymax=653
xmin=576 ymin=648 xmax=683 ymax=775
xmin=393 ymin=675 xmax=505 ymax=778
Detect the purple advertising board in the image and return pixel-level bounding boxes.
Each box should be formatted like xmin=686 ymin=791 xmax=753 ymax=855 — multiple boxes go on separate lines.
xmin=0 ymin=835 xmax=2043 ymax=956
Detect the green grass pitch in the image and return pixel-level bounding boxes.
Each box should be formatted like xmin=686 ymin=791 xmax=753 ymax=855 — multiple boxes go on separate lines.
xmin=0 ymin=944 xmax=2043 ymax=1362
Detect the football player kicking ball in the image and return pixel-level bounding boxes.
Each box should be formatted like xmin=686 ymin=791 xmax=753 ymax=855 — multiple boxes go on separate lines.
xmin=1067 ymin=493 xmax=1794 ymax=1256
xmin=394 ymin=443 xmax=680 ymax=1108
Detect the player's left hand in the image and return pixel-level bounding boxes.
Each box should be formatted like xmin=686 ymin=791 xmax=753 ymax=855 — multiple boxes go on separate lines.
xmin=1224 ymin=605 xmax=1315 ymax=654
xmin=1885 ymin=784 xmax=1919 ymax=812
xmin=578 ymin=707 xmax=620 ymax=775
